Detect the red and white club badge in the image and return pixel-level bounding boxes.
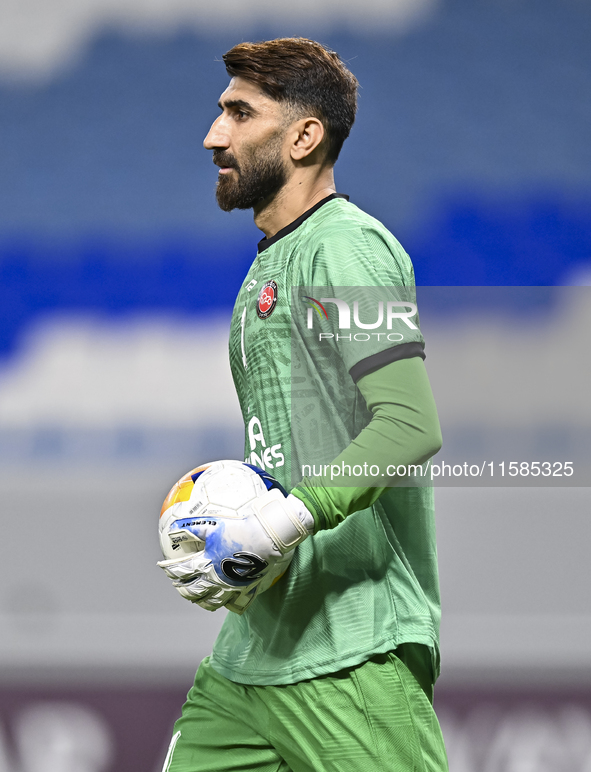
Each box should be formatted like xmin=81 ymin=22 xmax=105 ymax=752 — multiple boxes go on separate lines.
xmin=256 ymin=280 xmax=278 ymax=319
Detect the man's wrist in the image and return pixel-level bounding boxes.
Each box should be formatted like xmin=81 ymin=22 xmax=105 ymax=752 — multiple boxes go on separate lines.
xmin=250 ymin=489 xmax=313 ymax=553
xmin=289 ymin=487 xmax=321 ymax=533
xmin=286 ymin=493 xmax=316 ymax=535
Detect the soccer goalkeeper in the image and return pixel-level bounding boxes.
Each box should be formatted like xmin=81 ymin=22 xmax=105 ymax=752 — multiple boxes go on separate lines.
xmin=159 ymin=37 xmax=449 ymax=772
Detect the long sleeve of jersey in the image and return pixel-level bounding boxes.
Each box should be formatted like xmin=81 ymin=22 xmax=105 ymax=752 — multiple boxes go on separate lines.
xmin=290 ymin=356 xmax=442 ymax=532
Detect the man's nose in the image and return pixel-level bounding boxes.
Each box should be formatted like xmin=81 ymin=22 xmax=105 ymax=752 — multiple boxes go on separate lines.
xmin=203 ymin=115 xmax=229 ymax=150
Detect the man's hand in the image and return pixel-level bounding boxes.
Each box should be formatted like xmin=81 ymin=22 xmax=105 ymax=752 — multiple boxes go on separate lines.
xmin=158 ymin=490 xmax=314 ymax=614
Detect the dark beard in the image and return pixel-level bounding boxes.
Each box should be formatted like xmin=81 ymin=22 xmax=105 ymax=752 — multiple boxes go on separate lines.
xmin=214 ymin=138 xmax=287 ymax=212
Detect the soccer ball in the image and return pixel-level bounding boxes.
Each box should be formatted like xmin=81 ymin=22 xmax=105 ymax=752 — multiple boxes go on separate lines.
xmin=159 ymin=459 xmax=288 ymax=561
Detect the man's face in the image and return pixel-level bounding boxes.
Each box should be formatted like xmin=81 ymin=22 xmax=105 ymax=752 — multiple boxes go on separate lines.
xmin=203 ymin=77 xmax=291 ymax=212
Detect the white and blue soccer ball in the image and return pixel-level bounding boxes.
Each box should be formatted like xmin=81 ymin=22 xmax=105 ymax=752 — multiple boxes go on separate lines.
xmin=158 ymin=459 xmax=288 ymax=561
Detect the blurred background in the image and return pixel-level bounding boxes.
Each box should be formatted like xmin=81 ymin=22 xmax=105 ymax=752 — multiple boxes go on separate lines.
xmin=1 ymin=0 xmax=590 ymax=769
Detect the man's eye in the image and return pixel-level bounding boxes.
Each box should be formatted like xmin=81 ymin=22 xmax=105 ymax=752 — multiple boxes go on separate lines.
xmin=236 ymin=111 xmax=248 ymax=120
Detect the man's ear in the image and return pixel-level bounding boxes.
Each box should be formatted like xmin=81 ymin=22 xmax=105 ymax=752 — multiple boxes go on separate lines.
xmin=290 ymin=118 xmax=325 ymax=161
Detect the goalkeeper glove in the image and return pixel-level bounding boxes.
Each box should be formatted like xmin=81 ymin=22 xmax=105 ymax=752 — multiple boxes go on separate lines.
xmin=158 ymin=490 xmax=314 ymax=614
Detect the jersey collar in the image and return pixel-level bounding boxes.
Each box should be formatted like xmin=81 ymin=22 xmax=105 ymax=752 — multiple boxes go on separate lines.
xmin=257 ymin=194 xmax=349 ymax=254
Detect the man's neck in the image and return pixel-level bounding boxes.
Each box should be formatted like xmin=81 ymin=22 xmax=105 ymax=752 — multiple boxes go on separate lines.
xmin=253 ymin=167 xmax=336 ymax=239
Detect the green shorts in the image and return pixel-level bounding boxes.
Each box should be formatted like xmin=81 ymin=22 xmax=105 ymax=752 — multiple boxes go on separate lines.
xmin=162 ymin=649 xmax=448 ymax=772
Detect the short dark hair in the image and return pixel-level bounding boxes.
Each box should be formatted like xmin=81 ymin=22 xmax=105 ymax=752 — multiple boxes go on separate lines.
xmin=222 ymin=38 xmax=358 ymax=164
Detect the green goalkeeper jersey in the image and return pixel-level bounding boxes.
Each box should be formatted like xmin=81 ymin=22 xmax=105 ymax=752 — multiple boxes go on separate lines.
xmin=210 ymin=195 xmax=441 ymax=685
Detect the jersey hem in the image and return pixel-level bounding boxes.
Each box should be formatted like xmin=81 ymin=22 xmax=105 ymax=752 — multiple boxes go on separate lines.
xmin=208 ymin=633 xmax=439 ymax=686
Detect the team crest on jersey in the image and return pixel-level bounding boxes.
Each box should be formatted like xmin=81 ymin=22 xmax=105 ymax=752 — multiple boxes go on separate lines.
xmin=257 ymin=280 xmax=278 ymax=319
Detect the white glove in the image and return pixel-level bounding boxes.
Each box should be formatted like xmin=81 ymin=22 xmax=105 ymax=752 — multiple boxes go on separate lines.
xmin=158 ymin=491 xmax=314 ymax=614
